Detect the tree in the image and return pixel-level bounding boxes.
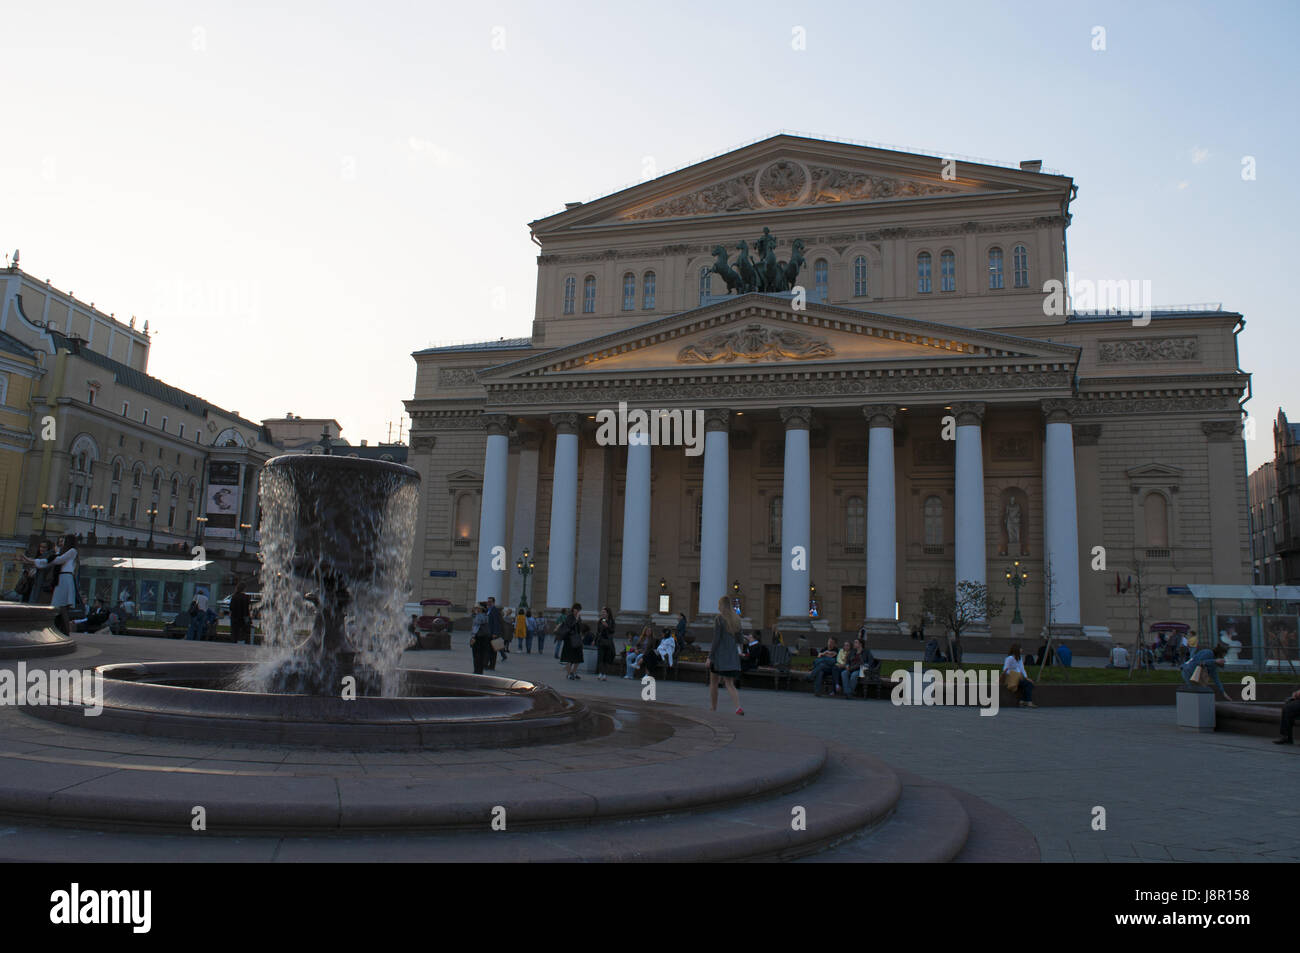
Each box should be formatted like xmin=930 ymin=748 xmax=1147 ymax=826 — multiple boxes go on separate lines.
xmin=1113 ymin=556 xmax=1159 ymax=679
xmin=923 ymin=581 xmax=1005 ymax=663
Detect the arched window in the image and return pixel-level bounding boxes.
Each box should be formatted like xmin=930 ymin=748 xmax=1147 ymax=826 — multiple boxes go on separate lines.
xmin=132 ymin=467 xmax=142 ymax=488
xmin=152 ymin=472 xmax=161 ymax=493
xmin=917 ymin=252 xmax=932 ymax=293
xmin=924 ymin=496 xmax=944 ymax=547
xmin=845 ymin=495 xmax=865 ymax=550
xmin=188 ymin=483 xmax=195 ymax=502
xmin=582 ymin=275 xmax=596 ymax=313
xmin=622 ymin=272 xmax=635 ymax=311
xmin=1144 ymin=493 xmax=1169 ymax=548
xmin=988 ymin=247 xmax=1004 ymax=290
xmin=940 ymin=251 xmax=956 ymax=292
xmin=1013 ymin=244 xmax=1029 ymax=288
xmin=562 ymin=276 xmax=576 ymax=315
xmin=699 ymin=266 xmax=712 ymax=305
xmin=171 ymin=476 xmax=179 ymax=498
xmin=112 ymin=460 xmax=122 ymax=482
xmin=642 ymin=271 xmax=656 ymax=309
xmin=768 ymin=495 xmax=783 ymax=550
xmin=853 ymin=256 xmax=868 ymax=297
xmin=814 ymin=259 xmax=829 ymax=300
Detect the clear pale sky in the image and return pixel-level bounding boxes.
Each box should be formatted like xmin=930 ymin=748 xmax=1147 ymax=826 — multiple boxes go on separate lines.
xmin=2 ymin=1 xmax=1295 ymax=468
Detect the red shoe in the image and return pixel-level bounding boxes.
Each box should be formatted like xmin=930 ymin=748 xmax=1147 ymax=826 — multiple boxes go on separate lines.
xmin=736 ymin=707 xmax=744 ymax=716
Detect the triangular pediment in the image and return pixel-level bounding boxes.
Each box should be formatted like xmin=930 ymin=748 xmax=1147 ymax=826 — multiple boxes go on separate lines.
xmin=1127 ymin=463 xmax=1184 ymax=481
xmin=531 ymin=134 xmax=1070 ymax=232
xmin=480 ymin=295 xmax=1080 ymax=381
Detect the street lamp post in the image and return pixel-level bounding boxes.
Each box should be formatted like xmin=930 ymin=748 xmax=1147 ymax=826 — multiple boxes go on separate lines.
xmin=89 ymin=504 xmax=104 ymax=540
xmin=146 ymin=508 xmax=159 ymax=548
xmin=240 ymin=522 xmax=252 ymax=555
xmin=515 ymin=548 xmax=534 ymax=610
xmin=194 ymin=515 xmax=207 ymax=548
xmin=1004 ymin=560 xmax=1029 ymax=625
xmin=39 ymin=503 xmax=53 ymax=538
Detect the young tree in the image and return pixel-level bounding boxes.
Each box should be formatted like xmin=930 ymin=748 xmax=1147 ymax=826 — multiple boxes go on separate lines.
xmin=922 ymin=581 xmax=1006 ymax=664
xmin=1037 ymin=555 xmax=1063 ymax=681
xmin=1113 ymin=556 xmax=1158 ymax=679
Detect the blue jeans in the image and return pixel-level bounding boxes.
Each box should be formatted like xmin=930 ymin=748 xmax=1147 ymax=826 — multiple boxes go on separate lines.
xmin=626 ymin=653 xmax=642 ymax=677
xmin=185 ymin=617 xmax=204 ymax=640
xmin=555 ymin=636 xmax=563 ymax=659
xmin=840 ymin=668 xmax=860 ymax=698
xmin=811 ymin=660 xmax=837 ymax=694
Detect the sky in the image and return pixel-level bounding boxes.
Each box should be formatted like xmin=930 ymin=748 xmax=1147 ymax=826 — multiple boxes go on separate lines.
xmin=2 ymin=0 xmax=1296 ymax=468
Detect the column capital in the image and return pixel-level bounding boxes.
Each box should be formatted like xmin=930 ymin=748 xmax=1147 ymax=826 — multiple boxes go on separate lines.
xmin=950 ymin=401 xmax=986 ymax=427
xmin=779 ymin=406 xmax=814 ymax=431
xmin=1073 ymin=423 xmax=1102 ymax=446
xmin=1201 ymin=419 xmax=1240 ymax=442
xmin=862 ymin=404 xmax=898 ymax=428
xmin=703 ymin=408 xmax=731 ymax=433
xmin=1040 ymin=398 xmax=1076 ymax=424
xmin=482 ymin=414 xmax=511 ymax=437
xmin=549 ymin=412 xmax=581 ymax=435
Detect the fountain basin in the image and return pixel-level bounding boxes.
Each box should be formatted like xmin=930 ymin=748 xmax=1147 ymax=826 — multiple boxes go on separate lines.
xmin=26 ymin=661 xmax=600 ymax=748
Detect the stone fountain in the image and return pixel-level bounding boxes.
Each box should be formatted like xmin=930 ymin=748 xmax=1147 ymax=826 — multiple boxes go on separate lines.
xmin=27 ymin=453 xmax=595 ymax=747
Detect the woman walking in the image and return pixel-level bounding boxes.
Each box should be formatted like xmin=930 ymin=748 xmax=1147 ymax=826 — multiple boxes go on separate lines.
xmin=22 ymin=534 xmax=78 ymax=635
xmin=560 ymin=604 xmax=585 ymax=679
xmin=594 ymin=606 xmax=615 ymax=681
xmin=514 ymin=608 xmax=528 ymax=653
xmin=707 ymin=595 xmax=744 ymax=716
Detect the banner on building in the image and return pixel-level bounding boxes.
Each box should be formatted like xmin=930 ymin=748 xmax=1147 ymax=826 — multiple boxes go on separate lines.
xmin=205 ymin=461 xmax=241 ymax=532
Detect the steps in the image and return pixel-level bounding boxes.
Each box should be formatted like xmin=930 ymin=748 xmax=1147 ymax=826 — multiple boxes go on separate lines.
xmin=0 ymin=695 xmax=1038 ymax=862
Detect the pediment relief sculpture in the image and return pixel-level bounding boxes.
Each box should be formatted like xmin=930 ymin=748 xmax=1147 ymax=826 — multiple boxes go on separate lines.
xmin=677 ymin=323 xmax=835 ymax=364
xmin=622 ymin=160 xmax=962 ymax=221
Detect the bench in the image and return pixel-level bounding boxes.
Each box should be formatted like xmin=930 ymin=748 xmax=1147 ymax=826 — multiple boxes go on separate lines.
xmin=1216 ymin=701 xmax=1284 ymax=738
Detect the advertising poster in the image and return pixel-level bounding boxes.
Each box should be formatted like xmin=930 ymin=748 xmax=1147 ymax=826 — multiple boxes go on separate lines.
xmin=206 ymin=461 xmax=241 ymax=532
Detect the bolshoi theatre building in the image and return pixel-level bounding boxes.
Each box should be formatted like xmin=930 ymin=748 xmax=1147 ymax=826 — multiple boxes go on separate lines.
xmin=404 ymin=135 xmax=1251 ymax=642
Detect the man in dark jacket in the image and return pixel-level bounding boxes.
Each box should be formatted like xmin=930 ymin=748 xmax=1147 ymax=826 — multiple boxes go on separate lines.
xmin=230 ymin=584 xmax=253 ymax=645
xmin=486 ymin=597 xmax=504 ymax=668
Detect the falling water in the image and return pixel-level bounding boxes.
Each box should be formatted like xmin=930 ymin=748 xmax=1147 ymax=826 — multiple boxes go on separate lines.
xmin=238 ymin=455 xmax=420 ymax=697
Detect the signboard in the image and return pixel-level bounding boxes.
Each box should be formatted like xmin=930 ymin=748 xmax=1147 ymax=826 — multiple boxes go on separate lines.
xmin=205 ymin=462 xmax=241 ymax=532
xmin=1167 ymin=586 xmax=1192 ymax=596
xmin=428 ymin=570 xmax=458 ymax=578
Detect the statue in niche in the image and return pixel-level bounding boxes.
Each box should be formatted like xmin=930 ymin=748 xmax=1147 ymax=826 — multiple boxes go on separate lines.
xmin=1001 ymin=494 xmax=1026 ymax=556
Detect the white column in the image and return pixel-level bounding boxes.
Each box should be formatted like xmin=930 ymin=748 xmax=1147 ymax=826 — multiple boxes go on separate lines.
xmin=778 ymin=408 xmax=813 ymax=620
xmin=474 ymin=414 xmax=511 ymax=604
xmin=545 ymin=414 xmax=580 ymax=611
xmin=1043 ymin=401 xmax=1082 ymax=629
xmin=864 ymin=404 xmax=897 ymax=630
xmin=507 ymin=432 xmax=540 ymax=608
xmin=618 ymin=434 xmax=651 ymax=619
xmin=697 ymin=409 xmax=730 ymax=617
xmin=953 ymin=402 xmax=988 ymax=623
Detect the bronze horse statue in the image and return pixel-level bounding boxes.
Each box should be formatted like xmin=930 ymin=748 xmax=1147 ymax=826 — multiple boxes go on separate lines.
xmin=779 ymin=238 xmax=808 ymax=291
xmin=710 ymin=244 xmax=742 ymax=295
xmin=735 ymin=240 xmax=759 ymax=294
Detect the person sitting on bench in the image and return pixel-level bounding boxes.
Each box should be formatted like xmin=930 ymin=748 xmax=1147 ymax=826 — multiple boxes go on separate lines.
xmin=1275 ymin=689 xmax=1300 ymax=746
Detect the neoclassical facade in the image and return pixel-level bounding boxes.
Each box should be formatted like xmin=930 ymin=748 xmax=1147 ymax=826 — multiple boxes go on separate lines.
xmin=405 ymin=135 xmax=1251 ymax=639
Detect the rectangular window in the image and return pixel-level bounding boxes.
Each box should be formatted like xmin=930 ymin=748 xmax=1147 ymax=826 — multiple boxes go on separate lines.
xmin=940 ymin=252 xmax=956 ymax=292
xmin=87 ymin=388 xmax=95 ymax=406
xmin=122 ymin=402 xmax=129 ymax=417
xmin=168 ymin=506 xmax=176 ymax=528
xmin=179 ymin=423 xmax=185 ymax=439
xmin=161 ymin=416 xmax=168 ymax=433
xmin=109 ymin=493 xmax=118 ymax=518
xmin=129 ymin=498 xmax=138 ymax=521
xmin=142 ymin=409 xmax=149 ymax=425
xmin=0 ymin=373 xmax=8 ymax=406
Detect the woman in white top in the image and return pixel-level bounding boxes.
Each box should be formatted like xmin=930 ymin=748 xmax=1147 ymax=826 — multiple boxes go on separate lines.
xmin=23 ymin=534 xmax=78 ymax=635
xmin=1002 ymin=642 xmax=1037 ymax=708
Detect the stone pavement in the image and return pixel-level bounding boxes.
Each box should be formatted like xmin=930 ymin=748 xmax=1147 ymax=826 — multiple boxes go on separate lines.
xmin=480 ymin=637 xmax=1299 ymax=863
xmin=2 ymin=632 xmax=1295 ymax=861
